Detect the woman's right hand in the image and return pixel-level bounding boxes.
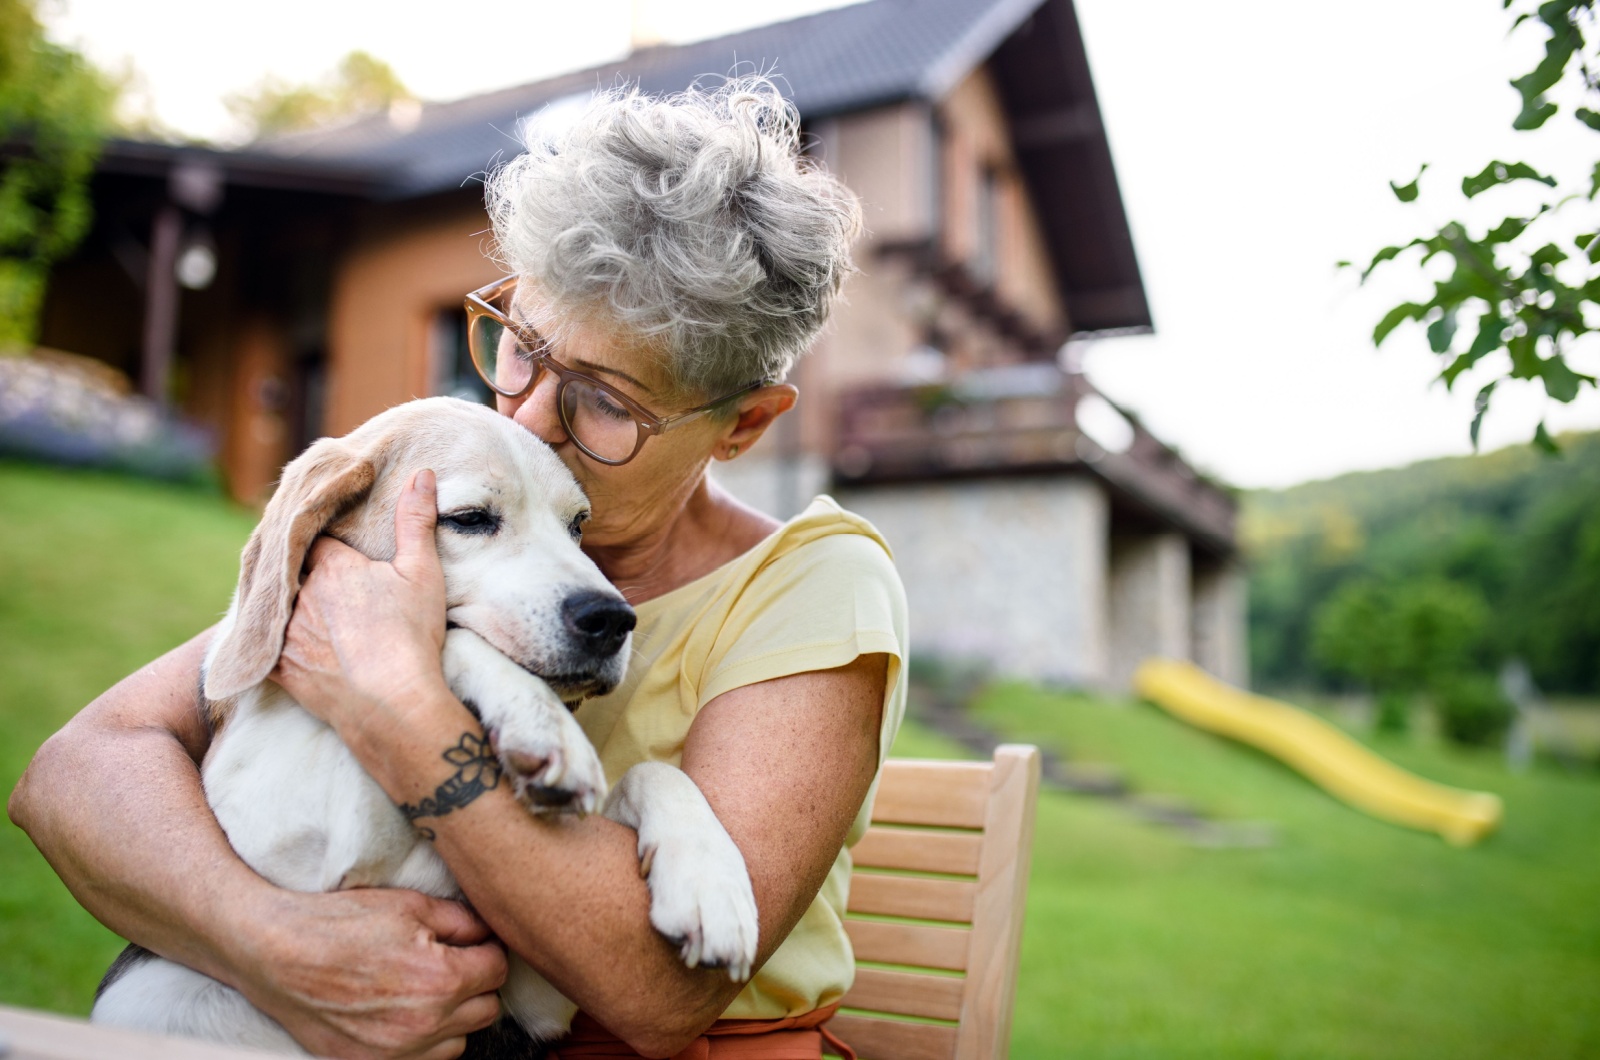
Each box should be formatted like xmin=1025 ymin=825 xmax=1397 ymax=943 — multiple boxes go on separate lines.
xmin=233 ymin=886 xmax=508 ymax=1060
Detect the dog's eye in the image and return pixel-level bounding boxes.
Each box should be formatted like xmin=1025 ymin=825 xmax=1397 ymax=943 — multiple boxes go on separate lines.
xmin=440 ymin=508 xmax=499 ymax=535
xmin=568 ymin=511 xmax=589 ymax=541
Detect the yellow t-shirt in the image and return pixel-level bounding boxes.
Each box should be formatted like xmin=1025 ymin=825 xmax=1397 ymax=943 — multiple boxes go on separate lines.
xmin=573 ymin=495 xmax=909 ymax=1019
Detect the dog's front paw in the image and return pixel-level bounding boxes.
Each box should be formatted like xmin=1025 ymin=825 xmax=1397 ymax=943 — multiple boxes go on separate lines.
xmin=641 ymin=827 xmax=759 ymax=982
xmin=491 ymin=713 xmax=608 ymax=817
xmin=492 ymin=717 xmax=604 ymax=816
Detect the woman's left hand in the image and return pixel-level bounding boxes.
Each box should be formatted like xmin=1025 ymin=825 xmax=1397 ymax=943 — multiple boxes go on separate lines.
xmin=272 ymin=469 xmax=452 ymax=749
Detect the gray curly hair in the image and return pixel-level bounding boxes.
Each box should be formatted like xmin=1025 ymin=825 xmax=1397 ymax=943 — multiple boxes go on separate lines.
xmin=485 ymin=76 xmax=863 ymax=400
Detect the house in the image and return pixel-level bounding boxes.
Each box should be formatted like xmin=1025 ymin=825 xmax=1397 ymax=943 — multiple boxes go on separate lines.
xmin=34 ymin=0 xmax=1245 ymax=691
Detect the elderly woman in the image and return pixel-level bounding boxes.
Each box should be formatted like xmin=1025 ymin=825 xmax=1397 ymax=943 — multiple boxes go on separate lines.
xmin=10 ymin=78 xmax=905 ymax=1060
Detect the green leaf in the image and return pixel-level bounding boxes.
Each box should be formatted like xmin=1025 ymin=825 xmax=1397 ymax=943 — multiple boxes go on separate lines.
xmin=1461 ymin=160 xmax=1559 ymax=198
xmin=1577 ymin=232 xmax=1597 ymax=250
xmin=1592 ymin=161 xmax=1600 ymax=199
xmin=1530 ymin=242 xmax=1569 ymax=269
xmin=1470 ymin=381 xmax=1496 ymax=449
xmin=1508 ymin=332 xmax=1541 ymax=378
xmin=1577 ymin=107 xmax=1600 ymax=131
xmin=1510 ymin=15 xmax=1580 ymax=130
xmin=1335 ymin=259 xmax=1352 ymax=269
xmin=1487 ymin=215 xmax=1535 ymax=243
xmin=1362 ymin=244 xmax=1402 ymax=280
xmin=1539 ymin=354 xmax=1594 ymax=401
xmin=1513 ymin=95 xmax=1560 ymax=131
xmin=1441 ymin=312 xmax=1507 ymax=387
xmin=1427 ymin=310 xmax=1458 ymax=353
xmin=1391 ymin=164 xmax=1428 ymax=202
xmin=1533 ymin=420 xmax=1559 ymax=453
xmin=1374 ymin=302 xmax=1426 ymax=345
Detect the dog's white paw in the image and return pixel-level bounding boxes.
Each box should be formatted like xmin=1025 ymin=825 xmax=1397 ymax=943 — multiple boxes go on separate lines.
xmin=490 ymin=710 xmax=608 ymax=816
xmin=641 ymin=826 xmax=759 ymax=982
xmin=445 ymin=629 xmax=609 ymax=817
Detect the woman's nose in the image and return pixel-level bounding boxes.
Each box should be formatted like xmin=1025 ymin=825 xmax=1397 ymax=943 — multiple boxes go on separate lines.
xmin=504 ymin=371 xmax=570 ymax=447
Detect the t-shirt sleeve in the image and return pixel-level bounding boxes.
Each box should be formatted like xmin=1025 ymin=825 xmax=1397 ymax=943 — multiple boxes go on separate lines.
xmin=696 ymin=531 xmax=909 ymax=760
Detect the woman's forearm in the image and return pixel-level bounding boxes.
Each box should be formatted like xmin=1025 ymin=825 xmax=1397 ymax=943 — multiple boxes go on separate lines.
xmin=10 ymin=633 xmax=510 ymax=1059
xmin=8 ymin=632 xmax=267 ymax=986
xmin=338 ymin=658 xmax=885 ymax=1059
xmin=350 ymin=689 xmax=741 ymax=1057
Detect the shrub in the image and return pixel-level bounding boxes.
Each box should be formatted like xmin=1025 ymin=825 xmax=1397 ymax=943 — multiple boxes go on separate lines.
xmin=1433 ymin=674 xmax=1515 ymax=747
xmin=0 ymin=351 xmax=215 ymax=484
xmin=1375 ymin=691 xmax=1411 ymax=734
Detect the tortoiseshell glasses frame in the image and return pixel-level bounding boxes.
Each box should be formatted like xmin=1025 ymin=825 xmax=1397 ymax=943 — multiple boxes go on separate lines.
xmin=464 ymin=275 xmax=765 ymax=466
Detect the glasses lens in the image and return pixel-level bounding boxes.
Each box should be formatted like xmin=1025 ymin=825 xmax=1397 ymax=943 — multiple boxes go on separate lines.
xmin=560 ymin=377 xmax=643 ymax=463
xmin=468 ymin=308 xmax=541 ymax=397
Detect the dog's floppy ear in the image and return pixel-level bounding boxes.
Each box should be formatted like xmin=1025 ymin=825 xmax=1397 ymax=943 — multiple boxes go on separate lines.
xmin=204 ymin=437 xmax=380 ymax=701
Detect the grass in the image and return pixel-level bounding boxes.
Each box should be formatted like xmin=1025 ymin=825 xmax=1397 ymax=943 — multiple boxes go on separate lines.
xmin=2 ymin=462 xmax=1596 ymax=1056
xmin=0 ymin=461 xmax=256 ymax=1013
xmin=951 ymin=684 xmax=1600 ymax=1059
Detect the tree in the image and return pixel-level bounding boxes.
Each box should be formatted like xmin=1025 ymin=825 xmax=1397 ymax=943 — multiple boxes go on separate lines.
xmin=1311 ymin=578 xmax=1490 ymax=694
xmin=226 ymin=51 xmax=412 ymax=140
xmin=0 ymin=0 xmax=114 ymax=348
xmin=1353 ymin=0 xmax=1600 ymax=452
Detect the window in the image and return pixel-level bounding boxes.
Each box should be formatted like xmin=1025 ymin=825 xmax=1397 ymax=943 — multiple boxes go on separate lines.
xmin=431 ymin=308 xmax=491 ymax=404
xmin=972 ymin=166 xmax=999 ymax=286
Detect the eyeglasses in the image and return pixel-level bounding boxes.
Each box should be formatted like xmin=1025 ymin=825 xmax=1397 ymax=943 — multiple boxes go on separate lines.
xmin=464 ymin=275 xmax=765 ymax=466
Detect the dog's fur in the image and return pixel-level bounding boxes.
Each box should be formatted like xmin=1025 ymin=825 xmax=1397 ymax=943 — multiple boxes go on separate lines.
xmin=90 ymin=398 xmax=759 ymax=1054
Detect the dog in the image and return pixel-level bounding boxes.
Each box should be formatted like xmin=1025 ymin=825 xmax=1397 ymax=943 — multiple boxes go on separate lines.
xmin=90 ymin=397 xmax=759 ymax=1054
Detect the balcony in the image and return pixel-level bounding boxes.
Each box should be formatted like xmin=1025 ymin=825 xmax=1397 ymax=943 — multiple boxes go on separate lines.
xmin=832 ymin=367 xmax=1236 ymax=552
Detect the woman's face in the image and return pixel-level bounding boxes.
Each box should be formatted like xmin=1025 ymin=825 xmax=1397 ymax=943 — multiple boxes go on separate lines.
xmin=493 ymin=306 xmax=728 ymax=549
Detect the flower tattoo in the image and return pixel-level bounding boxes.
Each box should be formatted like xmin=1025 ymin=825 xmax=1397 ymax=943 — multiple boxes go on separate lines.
xmin=398 ymin=732 xmax=502 ymax=840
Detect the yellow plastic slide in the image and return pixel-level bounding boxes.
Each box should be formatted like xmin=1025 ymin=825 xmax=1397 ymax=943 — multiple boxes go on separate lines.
xmin=1133 ymin=659 xmax=1502 ymax=846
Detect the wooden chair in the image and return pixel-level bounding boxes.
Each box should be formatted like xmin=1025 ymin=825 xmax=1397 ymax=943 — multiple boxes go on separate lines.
xmin=830 ymin=744 xmax=1043 ymax=1060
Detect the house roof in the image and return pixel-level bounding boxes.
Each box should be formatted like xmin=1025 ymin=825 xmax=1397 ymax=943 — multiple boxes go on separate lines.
xmin=104 ymin=0 xmax=1151 ymax=333
xmin=253 ymin=0 xmax=1052 ymax=198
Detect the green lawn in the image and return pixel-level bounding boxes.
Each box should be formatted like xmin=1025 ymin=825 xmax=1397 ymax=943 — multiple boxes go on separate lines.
xmin=0 ymin=461 xmax=257 ymax=1013
xmin=956 ymin=684 xmax=1600 ymax=1059
xmin=2 ymin=463 xmax=1597 ymax=1056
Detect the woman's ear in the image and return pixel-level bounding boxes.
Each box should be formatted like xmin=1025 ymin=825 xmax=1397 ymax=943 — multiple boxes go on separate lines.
xmin=717 ymin=384 xmax=798 ymax=460
xmin=203 ymin=437 xmax=380 ymax=701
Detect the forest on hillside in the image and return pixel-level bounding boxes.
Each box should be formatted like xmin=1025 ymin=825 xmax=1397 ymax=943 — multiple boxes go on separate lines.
xmin=1244 ymin=432 xmax=1600 ymax=705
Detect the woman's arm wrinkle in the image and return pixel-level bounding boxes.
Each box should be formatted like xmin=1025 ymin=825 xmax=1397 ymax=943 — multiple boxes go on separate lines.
xmin=421 ymin=652 xmax=889 ymax=1057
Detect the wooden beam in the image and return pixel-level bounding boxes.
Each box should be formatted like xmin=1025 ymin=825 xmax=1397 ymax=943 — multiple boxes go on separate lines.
xmin=1010 ymin=102 xmax=1101 ymax=150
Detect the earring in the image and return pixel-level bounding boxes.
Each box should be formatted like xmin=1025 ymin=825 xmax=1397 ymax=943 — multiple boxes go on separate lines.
xmin=727 ymin=444 xmax=740 ymax=459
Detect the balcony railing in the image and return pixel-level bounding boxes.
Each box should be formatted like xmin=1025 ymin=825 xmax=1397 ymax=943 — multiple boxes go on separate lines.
xmin=832 ymin=368 xmax=1236 ymax=550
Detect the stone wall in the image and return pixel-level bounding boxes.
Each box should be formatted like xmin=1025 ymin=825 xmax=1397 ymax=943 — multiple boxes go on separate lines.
xmin=1192 ymin=558 xmax=1250 ymax=688
xmin=1107 ymin=532 xmax=1192 ymax=690
xmin=834 ymin=475 xmax=1110 ymax=686
xmin=718 ymin=460 xmax=1250 ymax=693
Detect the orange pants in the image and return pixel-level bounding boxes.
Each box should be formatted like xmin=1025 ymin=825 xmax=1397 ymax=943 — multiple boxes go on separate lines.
xmin=548 ymin=1003 xmax=856 ymax=1060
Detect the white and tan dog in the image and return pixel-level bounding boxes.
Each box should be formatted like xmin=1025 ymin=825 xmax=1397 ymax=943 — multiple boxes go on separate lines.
xmin=91 ymin=397 xmax=758 ymax=1054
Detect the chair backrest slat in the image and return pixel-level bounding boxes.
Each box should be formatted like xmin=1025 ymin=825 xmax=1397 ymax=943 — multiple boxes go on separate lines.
xmin=843 ymin=919 xmax=971 ymax=972
xmin=828 ymin=1014 xmax=959 ymax=1060
xmin=851 ymin=827 xmax=983 ymax=876
xmin=846 ymin=874 xmax=977 ymax=923
xmin=867 ymin=760 xmax=993 ymax=828
xmin=833 ymin=745 xmax=1042 ymax=1060
xmin=847 ymin=968 xmax=966 ymax=1022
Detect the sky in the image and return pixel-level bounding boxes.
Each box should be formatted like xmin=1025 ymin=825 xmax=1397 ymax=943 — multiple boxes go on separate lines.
xmin=41 ymin=0 xmax=1600 ymax=489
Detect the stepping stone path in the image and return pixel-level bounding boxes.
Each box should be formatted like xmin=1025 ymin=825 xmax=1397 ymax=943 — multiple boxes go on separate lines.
xmin=907 ymin=669 xmax=1277 ymax=849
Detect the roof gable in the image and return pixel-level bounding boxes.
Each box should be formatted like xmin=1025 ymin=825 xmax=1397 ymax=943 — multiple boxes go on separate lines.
xmin=257 ymin=0 xmax=1052 ymax=197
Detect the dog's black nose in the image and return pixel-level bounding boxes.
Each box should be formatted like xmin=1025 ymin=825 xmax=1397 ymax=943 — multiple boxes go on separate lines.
xmin=562 ymin=591 xmax=636 ymax=658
